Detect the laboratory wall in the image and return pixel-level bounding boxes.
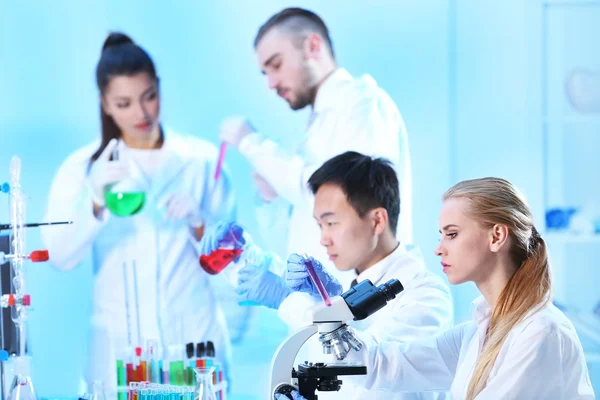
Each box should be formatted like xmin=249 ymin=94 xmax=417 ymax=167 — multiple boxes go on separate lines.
xmin=0 ymin=0 xmax=598 ymax=398
xmin=450 ymin=1 xmax=547 ymax=319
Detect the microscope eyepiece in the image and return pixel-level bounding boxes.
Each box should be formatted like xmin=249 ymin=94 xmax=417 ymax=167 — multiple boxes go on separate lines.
xmin=341 ymin=278 xmax=404 ymax=321
xmin=380 ymin=279 xmax=404 ymax=301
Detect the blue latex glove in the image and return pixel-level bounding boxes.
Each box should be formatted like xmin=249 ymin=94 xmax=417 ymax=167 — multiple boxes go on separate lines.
xmin=235 ymin=264 xmax=291 ymax=309
xmin=286 ymin=253 xmax=343 ymax=299
xmin=275 ymin=391 xmax=306 ymax=400
xmin=197 ymin=221 xmax=245 ymax=255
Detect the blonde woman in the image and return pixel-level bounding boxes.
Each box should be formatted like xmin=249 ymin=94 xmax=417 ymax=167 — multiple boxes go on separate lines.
xmin=334 ymin=178 xmax=594 ymax=399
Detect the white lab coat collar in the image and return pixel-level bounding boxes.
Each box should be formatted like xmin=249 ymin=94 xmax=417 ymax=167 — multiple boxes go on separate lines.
xmin=471 ymin=294 xmax=554 ymax=330
xmin=313 ymin=68 xmax=354 ymax=113
xmin=139 ymin=125 xmax=189 ymax=197
xmin=471 ymin=296 xmax=493 ymax=326
xmin=355 ymin=244 xmax=424 ymax=287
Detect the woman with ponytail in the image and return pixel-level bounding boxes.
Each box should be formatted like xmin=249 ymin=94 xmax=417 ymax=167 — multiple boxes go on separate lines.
xmin=341 ymin=177 xmax=594 ymax=399
xmin=41 ymin=32 xmax=236 ymax=393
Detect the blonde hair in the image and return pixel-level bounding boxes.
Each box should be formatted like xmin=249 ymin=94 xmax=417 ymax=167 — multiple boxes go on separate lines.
xmin=443 ymin=177 xmax=551 ymax=400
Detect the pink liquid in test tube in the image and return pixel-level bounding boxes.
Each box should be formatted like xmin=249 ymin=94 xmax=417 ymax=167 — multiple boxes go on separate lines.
xmin=214 ymin=142 xmax=228 ymax=180
xmin=304 ymin=257 xmax=332 ymax=306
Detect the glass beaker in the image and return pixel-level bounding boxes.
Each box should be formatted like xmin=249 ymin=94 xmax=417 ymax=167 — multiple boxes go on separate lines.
xmin=234 ymin=241 xmax=264 ymax=306
xmin=199 ymin=223 xmax=245 ymax=275
xmin=199 ymin=223 xmax=266 ymax=306
xmin=104 ymin=147 xmax=146 ymax=217
xmin=193 ymin=367 xmax=217 ymax=400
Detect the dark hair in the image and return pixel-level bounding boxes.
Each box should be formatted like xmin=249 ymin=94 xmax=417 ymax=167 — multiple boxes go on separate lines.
xmin=254 ymin=7 xmax=335 ymax=58
xmin=90 ymin=32 xmax=158 ymax=163
xmin=308 ymin=151 xmax=400 ymax=235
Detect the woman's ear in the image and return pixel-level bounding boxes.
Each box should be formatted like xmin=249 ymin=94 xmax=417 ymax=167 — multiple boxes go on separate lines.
xmin=489 ymin=223 xmax=510 ymax=253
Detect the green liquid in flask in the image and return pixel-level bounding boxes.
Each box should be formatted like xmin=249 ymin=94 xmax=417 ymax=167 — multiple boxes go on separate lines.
xmin=105 ymin=192 xmax=146 ymax=217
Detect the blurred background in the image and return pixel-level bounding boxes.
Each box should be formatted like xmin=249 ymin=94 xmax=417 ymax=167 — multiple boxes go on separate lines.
xmin=0 ymin=0 xmax=599 ymax=398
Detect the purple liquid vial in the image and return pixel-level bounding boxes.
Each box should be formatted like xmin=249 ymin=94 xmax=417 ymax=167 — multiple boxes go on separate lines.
xmin=304 ymin=257 xmax=332 ymax=306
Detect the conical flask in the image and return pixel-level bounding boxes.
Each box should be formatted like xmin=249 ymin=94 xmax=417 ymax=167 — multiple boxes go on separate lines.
xmin=193 ymin=366 xmax=217 ymax=400
xmin=104 ymin=147 xmax=146 ymax=217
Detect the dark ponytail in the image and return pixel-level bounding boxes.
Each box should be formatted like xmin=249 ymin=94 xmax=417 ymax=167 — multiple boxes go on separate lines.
xmin=90 ymin=32 xmax=158 ymax=163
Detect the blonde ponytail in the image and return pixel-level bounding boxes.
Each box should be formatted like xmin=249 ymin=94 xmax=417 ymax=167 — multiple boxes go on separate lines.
xmin=443 ymin=178 xmax=552 ymax=399
xmin=466 ymin=233 xmax=550 ymax=399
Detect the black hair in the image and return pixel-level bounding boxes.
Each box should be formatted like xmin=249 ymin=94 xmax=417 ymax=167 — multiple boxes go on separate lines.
xmin=308 ymin=151 xmax=400 ymax=235
xmin=254 ymin=7 xmax=335 ymax=58
xmin=90 ymin=32 xmax=158 ymax=163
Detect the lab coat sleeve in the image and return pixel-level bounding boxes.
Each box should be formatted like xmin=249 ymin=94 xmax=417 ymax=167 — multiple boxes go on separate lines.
xmin=345 ymin=322 xmax=469 ymax=393
xmin=238 ymin=95 xmax=404 ymax=208
xmin=476 ymin=324 xmax=595 ymax=399
xmin=40 ymin=157 xmax=108 ymax=271
xmin=278 ymin=292 xmax=318 ymax=331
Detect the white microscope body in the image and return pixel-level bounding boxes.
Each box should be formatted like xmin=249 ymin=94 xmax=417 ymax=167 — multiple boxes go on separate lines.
xmin=269 ymin=279 xmax=404 ymax=400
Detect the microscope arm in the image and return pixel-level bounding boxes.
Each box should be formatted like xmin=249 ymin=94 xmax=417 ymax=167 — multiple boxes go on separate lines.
xmin=270 ymin=324 xmax=318 ymax=396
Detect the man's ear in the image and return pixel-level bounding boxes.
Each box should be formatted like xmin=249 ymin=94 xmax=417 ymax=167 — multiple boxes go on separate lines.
xmin=371 ymin=207 xmax=389 ymax=236
xmin=304 ymin=32 xmax=324 ymax=60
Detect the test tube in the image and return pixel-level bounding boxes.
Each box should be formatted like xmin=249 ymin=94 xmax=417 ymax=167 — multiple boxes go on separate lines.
xmin=214 ymin=142 xmax=227 ymax=180
xmin=146 ymin=339 xmax=158 ymax=383
xmin=304 ymin=256 xmax=332 ymax=306
xmin=117 ymin=359 xmax=127 ymax=400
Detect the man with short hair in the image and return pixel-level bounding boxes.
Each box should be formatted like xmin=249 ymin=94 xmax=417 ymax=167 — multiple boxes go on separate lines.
xmin=203 ymin=152 xmax=452 ymax=400
xmin=219 ymin=8 xmax=412 ymax=288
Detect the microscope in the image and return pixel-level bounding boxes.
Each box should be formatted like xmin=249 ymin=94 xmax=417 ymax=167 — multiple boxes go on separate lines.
xmin=269 ymin=278 xmax=404 ymax=400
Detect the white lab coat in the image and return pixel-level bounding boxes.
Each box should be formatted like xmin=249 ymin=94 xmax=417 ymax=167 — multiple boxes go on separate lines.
xmin=40 ymin=127 xmax=236 ymax=392
xmin=239 ymin=68 xmax=411 ymax=289
xmin=345 ymin=296 xmax=596 ymax=399
xmin=278 ymin=245 xmax=454 ymax=400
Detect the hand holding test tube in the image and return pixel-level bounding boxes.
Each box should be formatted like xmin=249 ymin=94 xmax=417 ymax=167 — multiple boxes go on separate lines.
xmin=303 ymin=255 xmax=332 ymax=306
xmin=286 ymin=253 xmax=343 ymax=304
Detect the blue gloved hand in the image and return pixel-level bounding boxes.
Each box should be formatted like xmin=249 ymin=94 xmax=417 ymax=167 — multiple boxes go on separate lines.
xmin=286 ymin=253 xmax=343 ymax=299
xmin=197 ymin=221 xmax=245 ymax=255
xmin=235 ymin=264 xmax=291 ymax=309
xmin=275 ymin=391 xmax=307 ymax=400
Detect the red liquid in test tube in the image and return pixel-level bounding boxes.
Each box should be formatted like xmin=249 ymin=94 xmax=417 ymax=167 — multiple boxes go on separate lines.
xmin=304 ymin=257 xmax=332 ymax=306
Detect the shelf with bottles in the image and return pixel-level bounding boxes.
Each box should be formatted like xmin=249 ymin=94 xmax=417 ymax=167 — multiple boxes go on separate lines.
xmin=541 ymin=117 xmax=600 ymax=227
xmin=544 ymin=205 xmax=600 ymax=245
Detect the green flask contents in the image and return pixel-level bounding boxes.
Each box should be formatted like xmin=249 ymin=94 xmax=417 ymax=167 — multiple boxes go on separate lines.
xmin=105 ymin=192 xmax=146 ymax=217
